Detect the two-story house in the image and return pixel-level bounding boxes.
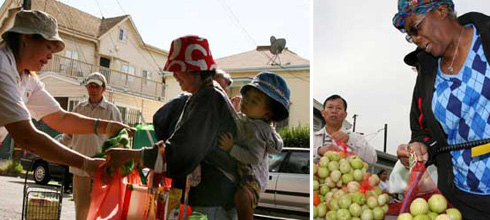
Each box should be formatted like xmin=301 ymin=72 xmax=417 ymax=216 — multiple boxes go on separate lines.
xmin=0 ymin=0 xmax=168 ymax=126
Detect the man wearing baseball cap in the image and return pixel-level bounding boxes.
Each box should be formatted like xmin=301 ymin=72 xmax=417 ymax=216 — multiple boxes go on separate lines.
xmin=60 ymin=72 xmax=122 ymax=220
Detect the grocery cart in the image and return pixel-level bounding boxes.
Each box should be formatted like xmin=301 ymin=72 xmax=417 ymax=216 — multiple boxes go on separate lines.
xmin=21 ymin=164 xmax=64 ymax=220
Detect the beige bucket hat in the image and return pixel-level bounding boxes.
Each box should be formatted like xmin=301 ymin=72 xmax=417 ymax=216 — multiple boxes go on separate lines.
xmin=2 ymin=10 xmax=65 ymax=52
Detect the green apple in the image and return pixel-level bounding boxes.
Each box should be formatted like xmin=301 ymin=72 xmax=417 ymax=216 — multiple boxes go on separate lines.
xmin=339 ymin=194 xmax=352 ymax=209
xmin=397 ymin=213 xmax=414 ymax=220
xmin=318 ymin=167 xmax=330 ymax=178
xmin=367 ymin=196 xmax=378 ymax=209
xmin=326 ymin=210 xmax=337 ymax=220
xmin=410 ymin=198 xmax=429 ymax=216
xmin=361 ymin=209 xmax=374 ymax=220
xmin=428 ymin=194 xmax=447 ymax=214
xmin=427 ymin=212 xmax=437 ymax=220
xmin=349 ymin=203 xmax=362 ymax=217
xmin=353 ymin=169 xmax=363 ymax=181
xmin=445 ymin=208 xmax=462 ymax=220
xmin=351 ymin=158 xmax=364 ymax=169
xmin=313 ymin=180 xmax=319 ymax=191
xmin=328 ymin=161 xmax=340 ymax=171
xmin=318 ymin=203 xmax=327 ymax=218
xmin=319 ymin=156 xmax=330 ymax=167
xmin=342 ymin=173 xmax=354 ymax=183
xmin=372 ymin=207 xmax=384 ymax=220
xmin=433 ymin=214 xmax=451 ymax=220
xmin=313 ymin=206 xmax=318 ymax=218
xmin=336 ymin=209 xmax=351 ymax=220
xmin=320 ymin=184 xmax=330 ymax=195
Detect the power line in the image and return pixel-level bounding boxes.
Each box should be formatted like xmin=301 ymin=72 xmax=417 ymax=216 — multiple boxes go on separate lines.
xmin=112 ymin=0 xmax=163 ymax=75
xmin=215 ymin=0 xmax=309 ymax=82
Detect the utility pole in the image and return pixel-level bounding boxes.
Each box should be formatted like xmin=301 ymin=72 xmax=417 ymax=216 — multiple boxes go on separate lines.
xmin=22 ymin=0 xmax=31 ymax=10
xmin=352 ymin=114 xmax=358 ymax=132
xmin=383 ymin=123 xmax=388 ymax=153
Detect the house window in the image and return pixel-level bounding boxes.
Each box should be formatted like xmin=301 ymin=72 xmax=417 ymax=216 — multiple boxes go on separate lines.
xmin=61 ymin=50 xmax=81 ymax=76
xmin=117 ymin=106 xmax=127 ymax=123
xmin=121 ymin=64 xmax=135 ymax=82
xmin=117 ymin=106 xmax=140 ymax=126
xmin=142 ymin=70 xmax=151 ymax=85
xmin=127 ymin=109 xmax=140 ymax=126
xmin=118 ymin=28 xmax=127 ymax=42
xmin=68 ymin=100 xmax=80 ymax=112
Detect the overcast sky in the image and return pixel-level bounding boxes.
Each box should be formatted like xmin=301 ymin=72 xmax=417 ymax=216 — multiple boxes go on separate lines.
xmin=313 ymin=0 xmax=490 ymax=155
xmin=52 ymin=0 xmax=310 ymax=60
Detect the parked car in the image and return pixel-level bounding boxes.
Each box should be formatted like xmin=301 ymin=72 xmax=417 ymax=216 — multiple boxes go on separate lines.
xmin=258 ymin=147 xmax=310 ymax=213
xmin=20 ymin=150 xmax=72 ymax=189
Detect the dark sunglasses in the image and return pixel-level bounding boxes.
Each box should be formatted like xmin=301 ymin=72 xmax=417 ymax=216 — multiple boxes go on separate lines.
xmin=405 ymin=14 xmax=428 ymax=43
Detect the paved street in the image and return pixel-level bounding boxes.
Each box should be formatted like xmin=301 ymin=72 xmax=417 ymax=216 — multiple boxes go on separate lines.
xmin=0 ymin=175 xmax=75 ymax=220
xmin=0 ymin=175 xmax=308 ymax=220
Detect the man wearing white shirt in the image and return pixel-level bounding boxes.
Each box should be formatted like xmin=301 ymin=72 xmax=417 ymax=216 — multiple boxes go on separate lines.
xmin=313 ymin=95 xmax=377 ymax=164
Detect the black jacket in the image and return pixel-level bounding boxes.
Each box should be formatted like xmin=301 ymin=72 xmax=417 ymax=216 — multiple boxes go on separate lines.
xmin=405 ymin=12 xmax=490 ymax=220
xmin=146 ymin=83 xmax=238 ymax=209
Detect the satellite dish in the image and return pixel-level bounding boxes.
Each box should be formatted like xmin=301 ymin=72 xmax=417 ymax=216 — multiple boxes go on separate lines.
xmin=269 ymin=35 xmax=286 ymax=55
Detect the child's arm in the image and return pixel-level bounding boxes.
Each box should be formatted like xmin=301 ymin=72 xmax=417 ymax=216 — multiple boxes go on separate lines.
xmin=218 ymin=132 xmax=265 ymax=165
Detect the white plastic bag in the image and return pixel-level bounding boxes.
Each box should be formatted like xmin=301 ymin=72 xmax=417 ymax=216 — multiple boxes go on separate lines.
xmin=389 ymin=160 xmax=438 ymax=194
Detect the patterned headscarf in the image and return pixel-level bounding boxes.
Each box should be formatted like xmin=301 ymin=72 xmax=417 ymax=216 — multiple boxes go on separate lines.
xmin=393 ymin=0 xmax=454 ymax=32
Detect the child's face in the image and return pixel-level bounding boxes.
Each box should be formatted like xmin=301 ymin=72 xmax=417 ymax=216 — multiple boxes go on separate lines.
xmin=241 ymin=88 xmax=272 ymax=120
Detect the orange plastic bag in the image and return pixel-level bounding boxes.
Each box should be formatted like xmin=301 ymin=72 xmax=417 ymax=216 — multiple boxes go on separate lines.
xmin=87 ymin=167 xmax=126 ymax=220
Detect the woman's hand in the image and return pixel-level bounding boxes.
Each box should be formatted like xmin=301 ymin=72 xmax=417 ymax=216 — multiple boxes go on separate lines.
xmin=397 ymin=142 xmax=428 ymax=168
xmin=104 ymin=121 xmax=136 ymax=137
xmin=219 ymin=133 xmax=234 ymax=152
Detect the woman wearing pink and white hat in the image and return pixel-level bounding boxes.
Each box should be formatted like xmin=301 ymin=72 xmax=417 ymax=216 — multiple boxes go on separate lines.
xmin=107 ymin=35 xmax=239 ymax=220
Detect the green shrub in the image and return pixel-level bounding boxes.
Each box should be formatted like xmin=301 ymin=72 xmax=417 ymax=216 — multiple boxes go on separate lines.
xmin=278 ymin=126 xmax=310 ymax=148
xmin=0 ymin=160 xmax=23 ymax=175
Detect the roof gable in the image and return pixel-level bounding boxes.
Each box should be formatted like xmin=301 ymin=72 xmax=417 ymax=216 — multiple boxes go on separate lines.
xmin=99 ymin=15 xmax=128 ymax=37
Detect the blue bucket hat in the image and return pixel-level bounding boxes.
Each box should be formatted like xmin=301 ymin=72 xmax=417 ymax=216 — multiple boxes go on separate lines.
xmin=393 ymin=0 xmax=454 ymax=32
xmin=240 ymin=72 xmax=290 ymax=121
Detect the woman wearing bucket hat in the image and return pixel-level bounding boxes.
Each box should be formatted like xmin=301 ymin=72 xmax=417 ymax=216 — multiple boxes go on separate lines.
xmin=393 ymin=0 xmax=490 ymax=218
xmin=0 ymin=10 xmax=132 ymax=178
xmin=217 ymin=72 xmax=290 ymax=220
xmin=106 ymin=35 xmax=239 ymax=220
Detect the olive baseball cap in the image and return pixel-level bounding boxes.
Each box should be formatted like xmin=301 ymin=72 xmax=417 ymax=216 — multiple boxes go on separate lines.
xmin=2 ymin=10 xmax=65 ymax=52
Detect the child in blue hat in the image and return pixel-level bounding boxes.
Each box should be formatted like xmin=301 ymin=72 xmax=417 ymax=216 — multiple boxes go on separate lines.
xmin=218 ymin=72 xmax=291 ymax=220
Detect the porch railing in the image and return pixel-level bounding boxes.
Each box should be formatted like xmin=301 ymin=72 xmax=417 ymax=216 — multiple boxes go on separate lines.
xmin=41 ymin=55 xmax=164 ymax=100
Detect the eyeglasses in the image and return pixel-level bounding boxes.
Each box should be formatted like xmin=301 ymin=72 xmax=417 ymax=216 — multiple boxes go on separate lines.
xmin=405 ymin=14 xmax=428 ymax=43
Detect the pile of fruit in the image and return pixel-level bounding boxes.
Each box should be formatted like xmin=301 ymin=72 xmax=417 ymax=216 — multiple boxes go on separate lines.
xmin=397 ymin=194 xmax=462 ymax=220
xmin=313 ymin=151 xmax=390 ymax=220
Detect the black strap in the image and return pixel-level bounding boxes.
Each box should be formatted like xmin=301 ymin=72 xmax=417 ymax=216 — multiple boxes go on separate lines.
xmin=435 ymin=138 xmax=490 ymax=154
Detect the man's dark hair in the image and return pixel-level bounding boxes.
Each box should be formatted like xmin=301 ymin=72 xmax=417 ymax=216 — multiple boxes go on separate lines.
xmin=377 ymin=169 xmax=387 ymax=176
xmin=323 ymin=94 xmax=347 ymax=111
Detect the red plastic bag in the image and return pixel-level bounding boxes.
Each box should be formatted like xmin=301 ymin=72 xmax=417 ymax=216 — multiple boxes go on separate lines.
xmin=399 ymin=161 xmax=446 ymax=214
xmin=87 ymin=167 xmax=126 ymax=220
